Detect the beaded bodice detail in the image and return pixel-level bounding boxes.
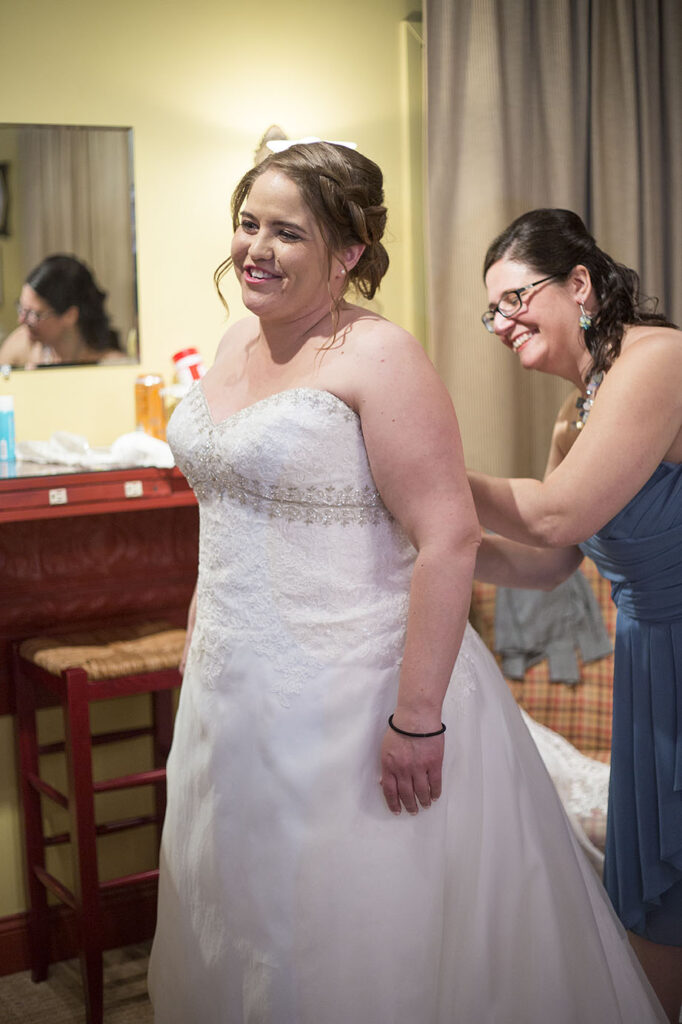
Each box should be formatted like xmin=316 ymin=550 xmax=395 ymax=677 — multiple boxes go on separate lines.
xmin=173 ymin=385 xmax=390 ymax=523
xmin=167 ymin=384 xmax=416 ymax=702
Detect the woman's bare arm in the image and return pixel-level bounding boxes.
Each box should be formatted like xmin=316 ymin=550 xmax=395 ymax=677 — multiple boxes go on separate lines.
xmin=470 ymin=329 xmax=682 ymax=547
xmin=351 ymin=323 xmax=480 ymax=814
xmin=473 ymin=391 xmax=583 ymax=589
xmin=475 ymin=534 xmax=583 ymax=589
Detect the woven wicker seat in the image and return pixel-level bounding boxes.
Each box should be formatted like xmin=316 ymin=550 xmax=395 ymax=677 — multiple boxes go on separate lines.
xmin=20 ymin=623 xmax=187 ymax=679
xmin=13 ymin=621 xmax=185 ymax=1024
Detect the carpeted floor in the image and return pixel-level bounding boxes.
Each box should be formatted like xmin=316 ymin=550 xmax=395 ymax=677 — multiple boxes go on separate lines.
xmin=0 ymin=943 xmax=153 ymax=1023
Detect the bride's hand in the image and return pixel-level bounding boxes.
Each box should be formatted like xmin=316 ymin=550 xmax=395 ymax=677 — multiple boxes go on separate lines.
xmin=379 ymin=727 xmax=444 ymax=814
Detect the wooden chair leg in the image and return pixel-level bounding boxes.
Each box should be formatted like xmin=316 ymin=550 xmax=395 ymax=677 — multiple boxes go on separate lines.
xmin=14 ymin=638 xmax=181 ymax=1022
xmin=80 ymin=945 xmax=105 ymax=1024
xmin=13 ymin=649 xmax=50 ymax=982
xmin=64 ymin=668 xmax=104 ymax=1024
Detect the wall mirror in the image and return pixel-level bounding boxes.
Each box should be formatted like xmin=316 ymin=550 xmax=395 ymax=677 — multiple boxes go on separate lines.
xmin=0 ymin=123 xmax=138 ymax=369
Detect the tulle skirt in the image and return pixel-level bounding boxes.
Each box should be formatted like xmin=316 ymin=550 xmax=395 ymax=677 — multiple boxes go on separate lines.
xmin=148 ymin=625 xmax=665 ymax=1023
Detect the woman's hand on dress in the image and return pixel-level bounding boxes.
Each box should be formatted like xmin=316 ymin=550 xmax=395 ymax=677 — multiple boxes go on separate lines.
xmin=379 ymin=726 xmax=444 ymax=815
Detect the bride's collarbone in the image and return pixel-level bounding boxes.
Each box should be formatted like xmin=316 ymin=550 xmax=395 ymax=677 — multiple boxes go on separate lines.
xmin=201 ymin=372 xmax=349 ymax=423
xmin=203 ymin=332 xmax=359 ymax=419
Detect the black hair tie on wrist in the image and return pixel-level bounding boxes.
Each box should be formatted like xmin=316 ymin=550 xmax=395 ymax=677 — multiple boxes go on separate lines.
xmin=388 ymin=714 xmax=446 ymax=738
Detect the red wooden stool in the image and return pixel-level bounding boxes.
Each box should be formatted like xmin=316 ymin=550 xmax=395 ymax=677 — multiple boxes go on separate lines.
xmin=13 ymin=621 xmax=186 ymax=1024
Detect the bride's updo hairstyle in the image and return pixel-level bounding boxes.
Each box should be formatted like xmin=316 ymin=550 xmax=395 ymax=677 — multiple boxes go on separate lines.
xmin=483 ymin=208 xmax=677 ymax=379
xmin=215 ymin=142 xmax=389 ymax=312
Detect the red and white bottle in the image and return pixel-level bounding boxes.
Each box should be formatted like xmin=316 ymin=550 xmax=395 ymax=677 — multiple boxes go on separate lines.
xmin=172 ymin=348 xmax=206 ymax=387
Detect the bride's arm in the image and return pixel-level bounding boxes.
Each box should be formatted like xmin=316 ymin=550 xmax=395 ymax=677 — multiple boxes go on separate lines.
xmin=350 ymin=323 xmax=480 ymax=815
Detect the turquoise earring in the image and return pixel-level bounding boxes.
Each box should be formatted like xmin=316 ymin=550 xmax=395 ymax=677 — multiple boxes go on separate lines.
xmin=579 ymin=303 xmax=592 ymax=330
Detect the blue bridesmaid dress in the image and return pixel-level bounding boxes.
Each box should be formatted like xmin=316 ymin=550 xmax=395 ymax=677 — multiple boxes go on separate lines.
xmin=581 ymin=461 xmax=682 ymax=944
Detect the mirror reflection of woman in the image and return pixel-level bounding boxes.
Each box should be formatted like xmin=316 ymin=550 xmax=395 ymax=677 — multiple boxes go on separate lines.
xmin=0 ymin=254 xmax=130 ymax=368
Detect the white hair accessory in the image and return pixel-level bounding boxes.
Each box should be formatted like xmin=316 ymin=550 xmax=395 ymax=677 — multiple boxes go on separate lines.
xmin=266 ymin=136 xmax=358 ymax=153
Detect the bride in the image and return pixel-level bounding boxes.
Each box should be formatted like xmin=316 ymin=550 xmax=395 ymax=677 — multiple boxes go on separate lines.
xmin=147 ymin=140 xmax=666 ymax=1022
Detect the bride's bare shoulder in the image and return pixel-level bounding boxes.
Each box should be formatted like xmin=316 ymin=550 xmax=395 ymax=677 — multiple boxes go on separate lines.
xmin=344 ymin=306 xmax=429 ymax=365
xmin=213 ymin=316 xmax=258 ymax=360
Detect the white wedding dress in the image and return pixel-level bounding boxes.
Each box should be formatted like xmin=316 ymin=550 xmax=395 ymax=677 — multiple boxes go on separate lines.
xmin=148 ymin=383 xmax=665 ymax=1023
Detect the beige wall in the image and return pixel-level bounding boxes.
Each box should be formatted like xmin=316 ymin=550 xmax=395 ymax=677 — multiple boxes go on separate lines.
xmin=0 ymin=0 xmax=424 ymax=917
xmin=0 ymin=0 xmax=424 ymax=445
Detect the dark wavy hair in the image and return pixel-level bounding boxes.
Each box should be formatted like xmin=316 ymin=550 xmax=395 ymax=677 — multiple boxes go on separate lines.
xmin=483 ymin=209 xmax=678 ymax=378
xmin=215 ymin=142 xmax=390 ymax=316
xmin=26 ymin=254 xmax=122 ymax=353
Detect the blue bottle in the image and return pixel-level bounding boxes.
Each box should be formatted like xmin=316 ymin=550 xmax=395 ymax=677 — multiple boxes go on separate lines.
xmin=0 ymin=394 xmax=16 ymax=461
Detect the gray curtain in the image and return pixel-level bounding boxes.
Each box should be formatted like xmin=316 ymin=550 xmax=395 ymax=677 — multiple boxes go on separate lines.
xmin=425 ymin=0 xmax=682 ymax=477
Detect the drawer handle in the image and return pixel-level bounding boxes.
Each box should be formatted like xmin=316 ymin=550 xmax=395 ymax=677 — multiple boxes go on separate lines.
xmin=48 ymin=488 xmax=68 ymax=506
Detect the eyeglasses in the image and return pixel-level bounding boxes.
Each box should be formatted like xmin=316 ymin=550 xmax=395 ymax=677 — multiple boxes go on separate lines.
xmin=481 ymin=274 xmax=557 ymax=333
xmin=16 ymin=302 xmax=57 ymax=327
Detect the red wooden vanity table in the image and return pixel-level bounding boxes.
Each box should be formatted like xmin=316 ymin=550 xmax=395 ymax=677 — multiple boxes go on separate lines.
xmin=0 ymin=463 xmax=198 ymax=716
xmin=0 ymin=463 xmax=198 ymax=974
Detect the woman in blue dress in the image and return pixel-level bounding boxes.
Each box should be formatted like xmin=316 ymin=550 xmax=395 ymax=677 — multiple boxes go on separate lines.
xmin=470 ymin=208 xmax=682 ymax=1022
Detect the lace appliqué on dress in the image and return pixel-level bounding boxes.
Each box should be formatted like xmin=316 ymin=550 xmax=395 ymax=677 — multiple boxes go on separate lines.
xmin=522 ymin=709 xmax=610 ymax=852
xmin=449 ymin=625 xmax=478 ymax=710
xmin=169 ymin=385 xmax=420 ymax=705
xmin=186 ymin=616 xmax=224 ymax=694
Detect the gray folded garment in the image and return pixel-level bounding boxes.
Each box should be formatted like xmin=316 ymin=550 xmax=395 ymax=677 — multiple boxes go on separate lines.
xmin=494 ymin=569 xmax=612 ymax=684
